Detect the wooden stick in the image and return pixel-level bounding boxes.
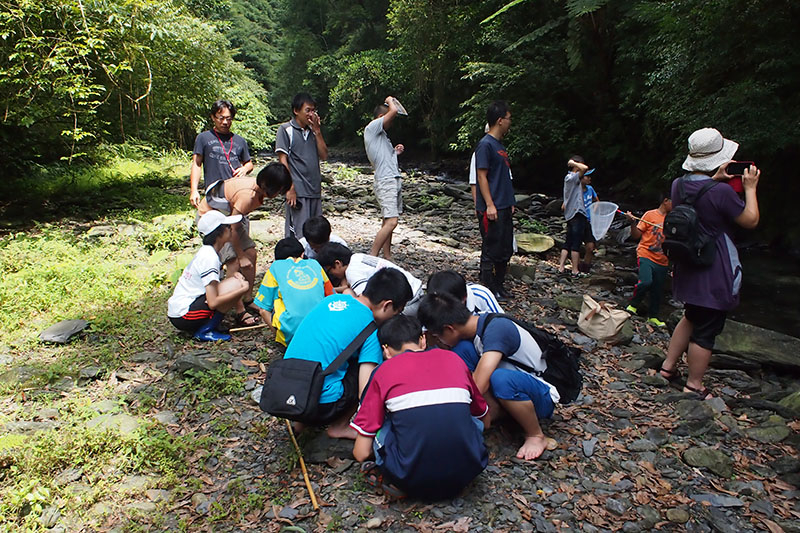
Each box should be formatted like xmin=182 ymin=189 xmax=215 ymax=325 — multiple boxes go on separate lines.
xmin=228 ymin=323 xmax=270 ymax=333
xmin=285 ymin=419 xmax=319 ymax=510
xmin=618 ymin=210 xmax=662 ymax=228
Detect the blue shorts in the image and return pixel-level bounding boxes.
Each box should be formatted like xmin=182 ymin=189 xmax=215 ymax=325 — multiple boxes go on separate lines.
xmin=490 ymin=368 xmax=555 ymax=420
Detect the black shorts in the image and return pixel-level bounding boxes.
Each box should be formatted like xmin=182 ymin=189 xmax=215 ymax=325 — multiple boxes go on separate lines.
xmin=563 ymin=213 xmax=586 ymax=252
xmin=583 ymin=222 xmax=596 ymax=244
xmin=169 ymin=295 xmax=213 ymax=333
xmin=684 ymin=304 xmax=727 ymax=350
xmin=313 ymin=360 xmax=359 ymax=425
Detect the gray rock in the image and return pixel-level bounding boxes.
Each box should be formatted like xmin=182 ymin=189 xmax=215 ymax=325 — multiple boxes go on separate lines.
xmin=645 ymin=427 xmax=669 ymax=446
xmin=770 ymin=456 xmax=800 ymax=475
xmin=39 ymin=319 xmax=89 ymax=343
xmin=548 ymin=493 xmax=569 ymax=505
xmin=0 ymin=353 xmax=12 ymax=365
xmin=250 ymin=385 xmax=263 ymax=405
xmin=675 ymin=399 xmax=715 ymax=421
xmin=509 ymin=263 xmax=537 ymax=280
xmin=683 ymin=447 xmax=733 ymax=478
xmin=749 ymin=500 xmax=774 ymax=517
xmin=145 ymin=489 xmax=171 ymax=502
xmin=54 ymin=468 xmax=83 ymax=485
xmin=555 ymin=294 xmax=583 ymax=312
xmin=690 ymin=493 xmax=745 ymax=507
xmin=90 ymin=502 xmax=112 ymax=516
xmin=127 ymin=501 xmax=157 ymax=513
xmin=3 ymin=420 xmax=58 ymax=433
xmin=153 ymin=411 xmax=177 ymax=425
xmin=778 ymin=389 xmax=800 ymax=416
xmin=706 ymin=397 xmax=728 ymax=413
xmin=666 ymin=508 xmax=689 ymax=523
xmin=91 ymin=400 xmax=119 ymax=414
xmin=79 ymin=366 xmax=103 ymax=380
xmin=278 ymin=506 xmax=298 ymax=519
xmin=366 ymin=517 xmax=382 ymax=529
xmin=116 ymin=475 xmax=152 ymax=492
xmin=0 ymin=366 xmax=44 ymax=387
xmin=39 ymin=506 xmax=60 ymax=528
xmin=745 ymin=422 xmax=791 ymax=443
xmin=86 ymin=413 xmax=140 ymax=436
xmin=582 ymin=438 xmax=598 ymax=458
xmin=627 ymin=439 xmax=658 ymax=452
xmin=34 ymin=408 xmax=59 ymax=419
xmin=86 ymin=225 xmax=115 ymax=237
xmin=130 ymin=351 xmax=159 ymax=363
xmin=175 ymin=354 xmax=218 ymax=374
xmin=642 ymin=374 xmax=668 ymax=387
xmin=606 ymin=498 xmax=628 ymax=515
xmin=636 ymin=505 xmax=660 ymax=525
xmin=714 ymin=320 xmax=800 ymax=369
xmin=191 ymin=493 xmax=208 ymax=511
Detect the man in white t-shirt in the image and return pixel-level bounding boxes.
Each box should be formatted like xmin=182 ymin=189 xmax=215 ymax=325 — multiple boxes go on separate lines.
xmin=317 ymin=243 xmax=424 ymax=317
xmin=167 ymin=211 xmax=250 ymax=341
xmin=364 ymin=96 xmax=404 ymax=260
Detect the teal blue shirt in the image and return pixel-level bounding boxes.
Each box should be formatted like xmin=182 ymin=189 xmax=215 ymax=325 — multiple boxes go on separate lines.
xmin=284 ymin=294 xmax=381 ymax=403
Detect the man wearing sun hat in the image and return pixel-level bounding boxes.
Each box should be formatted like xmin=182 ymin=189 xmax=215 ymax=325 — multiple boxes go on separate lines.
xmin=658 ymin=128 xmax=761 ymax=401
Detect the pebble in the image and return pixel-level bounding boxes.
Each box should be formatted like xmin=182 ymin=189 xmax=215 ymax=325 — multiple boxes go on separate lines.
xmin=690 ymin=493 xmax=745 ymax=507
xmin=627 ymin=439 xmax=657 ymax=452
xmin=582 ymin=438 xmax=598 ymax=457
xmin=366 ymin=517 xmax=382 ymax=529
xmin=606 ymin=498 xmax=628 ymax=515
xmin=666 ymin=508 xmax=690 ymax=523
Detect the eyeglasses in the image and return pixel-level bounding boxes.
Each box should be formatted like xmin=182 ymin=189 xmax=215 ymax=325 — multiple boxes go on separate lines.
xmin=214 ymin=115 xmax=234 ymax=122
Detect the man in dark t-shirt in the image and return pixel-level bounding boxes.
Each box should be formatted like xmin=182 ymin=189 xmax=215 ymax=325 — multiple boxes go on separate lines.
xmin=474 ymin=100 xmax=515 ymax=300
xmin=189 ymin=99 xmax=253 ymax=208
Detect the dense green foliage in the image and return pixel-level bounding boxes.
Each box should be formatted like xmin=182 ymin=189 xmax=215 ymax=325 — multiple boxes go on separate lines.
xmin=2 ymin=0 xmax=799 ymax=239
xmin=0 ymin=0 xmax=273 ymax=164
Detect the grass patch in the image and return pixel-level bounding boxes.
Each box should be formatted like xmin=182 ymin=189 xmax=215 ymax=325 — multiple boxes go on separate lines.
xmin=0 ymin=421 xmax=205 ymax=530
xmin=179 ymin=366 xmax=246 ymax=411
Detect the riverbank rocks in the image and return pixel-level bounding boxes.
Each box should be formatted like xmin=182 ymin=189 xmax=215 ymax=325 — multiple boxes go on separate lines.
xmin=778 ymin=389 xmax=800 ymax=417
xmin=683 ymin=446 xmax=734 ymax=478
xmin=714 ymin=320 xmax=800 ymax=369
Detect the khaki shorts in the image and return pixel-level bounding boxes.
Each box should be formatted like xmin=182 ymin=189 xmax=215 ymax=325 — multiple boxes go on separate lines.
xmin=374 ymin=176 xmax=402 ymax=219
xmin=219 ymin=216 xmax=255 ymax=264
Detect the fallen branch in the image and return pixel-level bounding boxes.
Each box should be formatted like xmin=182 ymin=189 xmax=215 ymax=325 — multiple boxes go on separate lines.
xmin=229 ymin=323 xmax=270 ymax=333
xmin=285 ymin=420 xmax=319 ymax=510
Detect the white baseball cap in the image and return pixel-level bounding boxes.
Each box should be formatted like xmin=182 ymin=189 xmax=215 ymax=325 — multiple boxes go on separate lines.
xmin=682 ymin=128 xmax=739 ymax=172
xmin=197 ymin=210 xmax=242 ymax=236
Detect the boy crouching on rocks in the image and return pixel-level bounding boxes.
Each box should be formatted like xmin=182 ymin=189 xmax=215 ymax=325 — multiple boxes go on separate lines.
xmin=352 ymin=315 xmax=488 ymax=500
xmin=418 ymin=293 xmax=559 ymax=460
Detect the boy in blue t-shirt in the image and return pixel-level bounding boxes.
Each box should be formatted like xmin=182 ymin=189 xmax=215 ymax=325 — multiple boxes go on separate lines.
xmin=283 ymin=268 xmax=413 ymax=439
xmin=419 ymin=293 xmax=559 ymax=462
xmin=253 ymin=237 xmax=334 ymax=346
xmin=352 ymin=315 xmax=488 ymax=500
xmin=579 ymin=170 xmax=599 ymax=273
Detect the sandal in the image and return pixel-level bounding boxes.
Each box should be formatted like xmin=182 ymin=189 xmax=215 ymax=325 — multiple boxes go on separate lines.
xmin=659 ymin=366 xmax=682 ymax=383
xmin=360 ymin=462 xmax=406 ymax=500
xmin=234 ymin=310 xmax=260 ymax=327
xmin=242 ymin=300 xmax=261 ymax=315
xmin=684 ymin=383 xmax=713 ymax=401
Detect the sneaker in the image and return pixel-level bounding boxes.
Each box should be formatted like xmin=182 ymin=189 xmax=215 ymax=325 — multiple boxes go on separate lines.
xmin=626 ymin=305 xmax=638 ymax=314
xmin=647 ymin=317 xmax=666 ymax=327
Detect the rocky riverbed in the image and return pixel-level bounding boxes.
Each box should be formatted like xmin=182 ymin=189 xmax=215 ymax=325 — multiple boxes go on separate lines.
xmin=2 ymin=160 xmax=799 ymax=532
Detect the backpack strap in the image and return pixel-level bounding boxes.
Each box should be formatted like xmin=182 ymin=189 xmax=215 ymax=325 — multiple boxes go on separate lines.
xmin=479 ymin=313 xmax=540 ymax=375
xmin=320 ymin=321 xmax=378 ymax=377
xmin=678 ymin=175 xmax=719 ymax=206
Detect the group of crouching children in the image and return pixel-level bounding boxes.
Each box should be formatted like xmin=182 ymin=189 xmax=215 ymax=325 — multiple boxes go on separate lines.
xmin=168 ymin=202 xmax=561 ymax=501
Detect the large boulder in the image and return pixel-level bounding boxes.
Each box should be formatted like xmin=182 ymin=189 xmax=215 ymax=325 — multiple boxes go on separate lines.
xmin=713 ymin=320 xmax=800 ymax=369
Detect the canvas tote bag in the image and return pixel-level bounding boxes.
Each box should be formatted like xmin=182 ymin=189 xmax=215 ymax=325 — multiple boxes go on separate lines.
xmin=577 ymin=294 xmax=630 ymax=343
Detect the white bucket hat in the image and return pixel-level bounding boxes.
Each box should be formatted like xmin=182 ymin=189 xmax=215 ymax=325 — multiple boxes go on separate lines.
xmin=682 ymin=128 xmax=739 ymax=172
xmin=197 ymin=210 xmax=242 ymax=236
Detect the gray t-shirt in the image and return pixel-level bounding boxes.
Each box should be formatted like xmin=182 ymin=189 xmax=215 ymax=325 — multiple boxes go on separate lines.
xmin=275 ymin=119 xmax=322 ymax=198
xmin=364 ymin=117 xmax=400 ymax=180
xmin=562 ymin=171 xmax=585 ymax=221
xmin=193 ymin=130 xmax=251 ymax=187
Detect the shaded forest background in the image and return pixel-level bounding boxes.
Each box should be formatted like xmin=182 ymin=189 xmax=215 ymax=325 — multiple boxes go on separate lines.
xmin=2 ymin=0 xmax=799 ymax=246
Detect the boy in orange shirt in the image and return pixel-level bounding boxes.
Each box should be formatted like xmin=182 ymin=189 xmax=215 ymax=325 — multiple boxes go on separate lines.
xmin=625 ymin=193 xmax=673 ymax=327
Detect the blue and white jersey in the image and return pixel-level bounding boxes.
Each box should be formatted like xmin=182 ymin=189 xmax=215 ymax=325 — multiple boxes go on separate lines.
xmin=465 ymin=283 xmax=503 ymax=315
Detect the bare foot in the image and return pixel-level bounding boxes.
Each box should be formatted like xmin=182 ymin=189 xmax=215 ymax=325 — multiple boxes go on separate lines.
xmin=516 ymin=435 xmax=549 ymax=461
xmin=327 ymin=424 xmax=358 ymax=440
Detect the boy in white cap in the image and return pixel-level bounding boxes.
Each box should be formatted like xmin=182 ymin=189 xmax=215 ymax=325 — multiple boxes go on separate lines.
xmin=659 ymin=128 xmax=761 ymax=400
xmin=167 ymin=210 xmax=250 ymax=341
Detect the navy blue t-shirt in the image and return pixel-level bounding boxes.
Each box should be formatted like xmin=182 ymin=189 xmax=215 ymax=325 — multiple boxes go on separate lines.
xmin=474 ymin=134 xmax=514 ymax=211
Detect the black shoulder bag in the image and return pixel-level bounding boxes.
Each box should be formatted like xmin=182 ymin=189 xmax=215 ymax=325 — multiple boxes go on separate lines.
xmin=259 ymin=322 xmax=377 ymax=422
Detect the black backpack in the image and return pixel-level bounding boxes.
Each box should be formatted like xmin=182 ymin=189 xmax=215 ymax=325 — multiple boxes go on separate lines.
xmin=480 ymin=314 xmax=582 ymax=404
xmin=662 ymin=176 xmax=719 ymax=267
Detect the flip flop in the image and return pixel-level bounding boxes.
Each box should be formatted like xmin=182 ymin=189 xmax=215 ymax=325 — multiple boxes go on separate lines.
xmin=234 ymin=310 xmax=260 ymax=328
xmin=360 ymin=462 xmax=406 ymax=500
xmin=658 ymin=366 xmax=681 ymax=383
xmin=684 ymin=383 xmax=713 ymax=401
xmin=242 ymin=300 xmax=261 ymax=316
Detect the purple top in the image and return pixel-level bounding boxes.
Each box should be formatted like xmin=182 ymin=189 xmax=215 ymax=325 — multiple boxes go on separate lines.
xmin=671 ymin=174 xmax=745 ymax=311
